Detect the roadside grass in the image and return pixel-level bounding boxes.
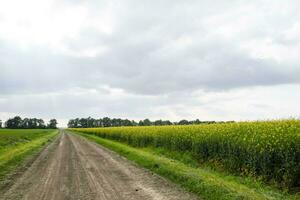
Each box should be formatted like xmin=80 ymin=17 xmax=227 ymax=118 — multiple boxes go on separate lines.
xmin=0 ymin=129 xmax=59 ymax=184
xmin=69 ymin=121 xmax=300 ymax=189
xmin=74 ymin=131 xmax=300 ymax=200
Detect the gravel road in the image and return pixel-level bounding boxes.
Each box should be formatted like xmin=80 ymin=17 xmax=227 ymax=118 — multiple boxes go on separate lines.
xmin=0 ymin=130 xmax=199 ymax=200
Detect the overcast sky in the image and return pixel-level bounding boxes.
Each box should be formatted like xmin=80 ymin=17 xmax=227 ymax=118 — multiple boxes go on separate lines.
xmin=1 ymin=0 xmax=300 ymax=127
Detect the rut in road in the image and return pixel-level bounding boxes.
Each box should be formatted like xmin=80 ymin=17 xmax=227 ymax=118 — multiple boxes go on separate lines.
xmin=1 ymin=130 xmax=199 ymax=200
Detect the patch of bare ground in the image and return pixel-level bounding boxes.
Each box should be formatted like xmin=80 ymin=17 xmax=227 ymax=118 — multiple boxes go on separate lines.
xmin=0 ymin=130 xmax=199 ymax=200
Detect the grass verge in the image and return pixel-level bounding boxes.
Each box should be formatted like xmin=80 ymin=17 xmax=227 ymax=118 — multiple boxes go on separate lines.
xmin=0 ymin=130 xmax=59 ymax=187
xmin=74 ymin=131 xmax=299 ymax=200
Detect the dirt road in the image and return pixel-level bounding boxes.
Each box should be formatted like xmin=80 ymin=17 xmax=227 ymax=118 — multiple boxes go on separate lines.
xmin=1 ymin=130 xmax=199 ymax=200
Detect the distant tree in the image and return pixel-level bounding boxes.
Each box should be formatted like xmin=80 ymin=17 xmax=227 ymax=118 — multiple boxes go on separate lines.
xmin=48 ymin=119 xmax=58 ymax=129
xmin=95 ymin=119 xmax=103 ymax=127
xmin=143 ymin=119 xmax=152 ymax=126
xmin=68 ymin=119 xmax=75 ymax=128
xmin=102 ymin=117 xmax=112 ymax=127
xmin=153 ymin=120 xmax=173 ymax=126
xmin=5 ymin=116 xmax=22 ymax=129
xmin=74 ymin=118 xmax=80 ymax=127
xmin=3 ymin=116 xmax=58 ymax=129
xmin=21 ymin=118 xmax=29 ymax=128
xmin=0 ymin=120 xmax=2 ymax=128
xmin=178 ymin=119 xmax=190 ymax=125
xmin=111 ymin=118 xmax=120 ymax=127
xmin=162 ymin=120 xmax=173 ymax=126
xmin=87 ymin=117 xmax=95 ymax=128
xmin=154 ymin=120 xmax=163 ymax=126
xmin=131 ymin=120 xmax=138 ymax=126
xmin=37 ymin=119 xmax=46 ymax=128
xmin=138 ymin=120 xmax=144 ymax=126
xmin=27 ymin=118 xmax=35 ymax=128
xmin=66 ymin=117 xmax=227 ymax=128
xmin=31 ymin=118 xmax=39 ymax=128
xmin=122 ymin=119 xmax=132 ymax=126
xmin=193 ymin=119 xmax=201 ymax=124
xmin=79 ymin=118 xmax=88 ymax=128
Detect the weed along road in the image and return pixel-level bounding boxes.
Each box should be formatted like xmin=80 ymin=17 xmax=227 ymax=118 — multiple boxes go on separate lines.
xmin=0 ymin=130 xmax=198 ymax=200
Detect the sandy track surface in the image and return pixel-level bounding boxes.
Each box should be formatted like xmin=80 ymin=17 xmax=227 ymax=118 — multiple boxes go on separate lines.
xmin=1 ymin=130 xmax=199 ymax=200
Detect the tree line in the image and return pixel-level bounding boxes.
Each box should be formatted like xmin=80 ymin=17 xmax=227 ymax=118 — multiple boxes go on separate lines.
xmin=67 ymin=117 xmax=234 ymax=128
xmin=0 ymin=116 xmax=58 ymax=129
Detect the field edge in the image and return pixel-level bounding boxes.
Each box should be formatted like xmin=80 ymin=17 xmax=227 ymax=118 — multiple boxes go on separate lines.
xmin=0 ymin=130 xmax=59 ymax=191
xmin=72 ymin=131 xmax=299 ymax=200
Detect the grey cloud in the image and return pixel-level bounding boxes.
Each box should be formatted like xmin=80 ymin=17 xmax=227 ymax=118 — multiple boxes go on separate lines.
xmin=1 ymin=0 xmax=300 ymax=124
xmin=1 ymin=1 xmax=300 ymax=95
xmin=1 ymin=33 xmax=299 ymax=96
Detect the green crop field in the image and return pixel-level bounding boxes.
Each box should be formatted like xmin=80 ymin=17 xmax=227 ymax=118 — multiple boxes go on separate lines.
xmin=70 ymin=120 xmax=300 ymax=199
xmin=0 ymin=129 xmax=58 ymax=184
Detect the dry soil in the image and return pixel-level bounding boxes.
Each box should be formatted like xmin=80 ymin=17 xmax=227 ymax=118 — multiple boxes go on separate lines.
xmin=0 ymin=130 xmax=199 ymax=200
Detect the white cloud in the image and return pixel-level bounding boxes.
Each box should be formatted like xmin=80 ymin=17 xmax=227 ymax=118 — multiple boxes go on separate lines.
xmin=0 ymin=0 xmax=300 ymax=126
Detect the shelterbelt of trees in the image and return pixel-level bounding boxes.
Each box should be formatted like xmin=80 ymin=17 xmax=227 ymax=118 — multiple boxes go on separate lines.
xmin=0 ymin=116 xmax=58 ymax=129
xmin=68 ymin=117 xmax=234 ymax=128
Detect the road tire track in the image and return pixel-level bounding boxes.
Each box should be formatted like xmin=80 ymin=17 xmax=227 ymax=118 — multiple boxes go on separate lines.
xmin=0 ymin=130 xmax=199 ymax=200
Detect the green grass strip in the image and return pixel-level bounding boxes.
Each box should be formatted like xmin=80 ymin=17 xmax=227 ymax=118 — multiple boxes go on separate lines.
xmin=75 ymin=132 xmax=299 ymax=200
